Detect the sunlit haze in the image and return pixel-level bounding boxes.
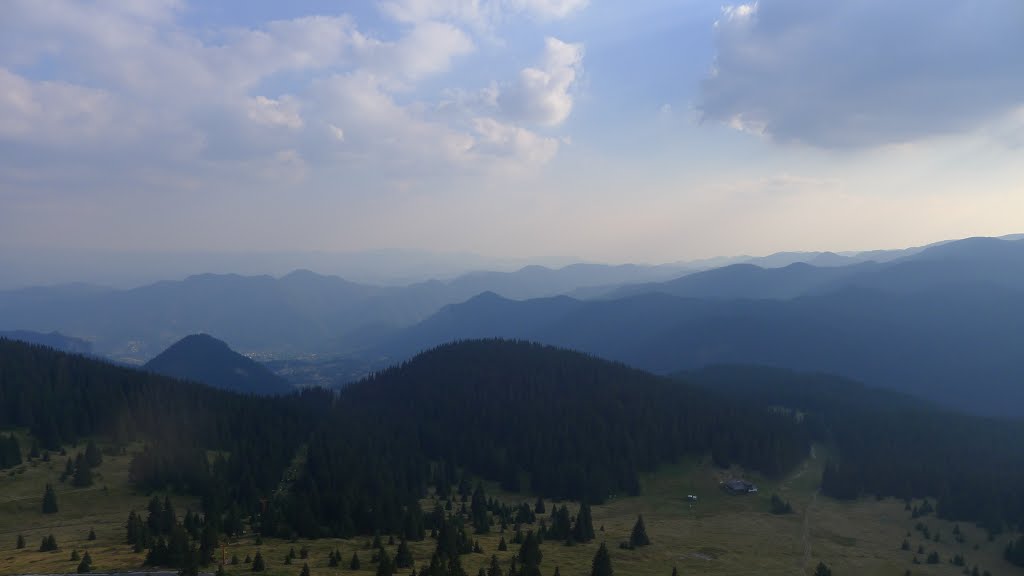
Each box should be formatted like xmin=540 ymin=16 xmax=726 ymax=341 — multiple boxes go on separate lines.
xmin=2 ymin=0 xmax=1023 ymax=284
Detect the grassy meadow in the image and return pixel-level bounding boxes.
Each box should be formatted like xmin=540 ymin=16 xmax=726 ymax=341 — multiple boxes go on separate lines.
xmin=1 ymin=436 xmax=1021 ymax=576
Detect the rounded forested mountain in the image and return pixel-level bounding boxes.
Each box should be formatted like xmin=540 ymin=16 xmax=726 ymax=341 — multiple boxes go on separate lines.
xmin=5 ymin=336 xmax=1024 ymax=544
xmin=339 ymin=339 xmax=810 ymax=504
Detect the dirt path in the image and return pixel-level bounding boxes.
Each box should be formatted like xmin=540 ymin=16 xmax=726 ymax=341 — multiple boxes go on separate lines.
xmin=798 ymin=445 xmax=819 ymax=575
xmin=800 ymin=489 xmax=819 ymax=574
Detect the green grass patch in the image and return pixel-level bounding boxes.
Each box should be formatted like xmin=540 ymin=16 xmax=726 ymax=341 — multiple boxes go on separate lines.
xmin=1 ymin=440 xmax=1021 ymax=576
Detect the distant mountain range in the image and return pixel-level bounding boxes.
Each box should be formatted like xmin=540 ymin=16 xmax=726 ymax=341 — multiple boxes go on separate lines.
xmin=144 ymin=334 xmax=293 ymax=395
xmin=376 ymin=237 xmax=1024 ymax=417
xmin=0 ymin=330 xmax=93 ymax=355
xmin=0 ymin=264 xmax=686 ymax=361
xmin=3 ymin=234 xmax=1023 ymax=416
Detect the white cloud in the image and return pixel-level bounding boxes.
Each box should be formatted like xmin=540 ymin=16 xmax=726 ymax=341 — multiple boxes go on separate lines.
xmin=245 ymin=96 xmax=304 ymax=129
xmin=500 ymin=37 xmax=584 ymax=126
xmin=472 ymin=117 xmax=559 ymax=166
xmin=386 ymin=21 xmax=475 ymax=80
xmin=506 ymin=0 xmax=589 ymax=20
xmin=700 ymin=0 xmax=1024 ymax=148
xmin=0 ymin=0 xmax=577 ymax=210
xmin=378 ymin=0 xmax=587 ymax=28
xmin=328 ymin=124 xmax=346 ymax=142
xmin=0 ymin=68 xmax=118 ymax=144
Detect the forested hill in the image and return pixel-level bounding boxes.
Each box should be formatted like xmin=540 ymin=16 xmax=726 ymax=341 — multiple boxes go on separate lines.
xmin=685 ymin=365 xmax=1024 ymax=533
xmin=144 ymin=333 xmax=293 ymax=395
xmin=3 ymin=336 xmax=1023 ymax=542
xmin=337 ymin=340 xmax=810 ymax=503
xmin=0 ymin=337 xmax=809 ymax=535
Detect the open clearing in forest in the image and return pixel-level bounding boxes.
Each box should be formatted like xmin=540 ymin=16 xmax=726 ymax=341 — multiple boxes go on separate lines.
xmin=1 ymin=439 xmax=1020 ymax=576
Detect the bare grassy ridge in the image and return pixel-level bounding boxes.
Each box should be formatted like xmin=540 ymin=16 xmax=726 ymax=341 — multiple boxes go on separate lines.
xmin=1 ymin=439 xmax=1020 ymax=576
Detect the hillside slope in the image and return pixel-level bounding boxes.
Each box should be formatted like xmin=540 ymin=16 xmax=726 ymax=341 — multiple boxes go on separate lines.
xmin=144 ymin=334 xmax=293 ymax=395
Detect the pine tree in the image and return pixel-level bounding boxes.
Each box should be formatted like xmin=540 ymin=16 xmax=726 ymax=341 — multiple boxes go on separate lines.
xmin=16 ymin=534 xmax=26 ymax=549
xmin=85 ymin=440 xmax=102 ymax=468
xmin=518 ymin=531 xmax=543 ymax=576
xmin=71 ymin=549 xmax=81 ymax=561
xmin=553 ymin=568 xmax=561 ymax=576
xmin=300 ymin=563 xmax=311 ymax=576
xmin=252 ymin=551 xmax=266 ymax=572
xmin=216 ymin=564 xmax=226 ymax=576
xmin=590 ymin=542 xmax=613 ymax=576
xmin=328 ymin=550 xmax=339 ymax=567
xmin=199 ymin=521 xmax=218 ymax=566
xmin=42 ymin=483 xmax=59 ymax=514
xmin=77 ymin=551 xmax=93 ymax=573
xmin=396 ymin=539 xmax=413 ymax=568
xmin=376 ymin=548 xmax=395 ymax=576
xmin=534 ymin=497 xmax=545 ymax=515
xmin=350 ymin=551 xmax=361 ymax=570
xmin=72 ymin=454 xmax=94 ymax=487
xmin=813 ymin=562 xmax=832 ymax=576
xmin=498 ymin=536 xmax=508 ymax=551
xmin=88 ymin=528 xmax=97 ymax=541
xmin=40 ymin=534 xmax=58 ymax=552
xmin=629 ymin=515 xmax=650 ymax=547
xmin=573 ymin=503 xmax=595 ymax=543
xmin=671 ymin=568 xmax=678 ymax=576
xmin=487 ymin=555 xmax=503 ymax=576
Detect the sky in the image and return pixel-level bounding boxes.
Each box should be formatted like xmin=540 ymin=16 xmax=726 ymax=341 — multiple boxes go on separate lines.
xmin=1 ymin=0 xmax=1023 ymax=283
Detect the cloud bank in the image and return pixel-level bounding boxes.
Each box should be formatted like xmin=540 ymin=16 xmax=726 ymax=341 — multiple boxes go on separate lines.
xmin=700 ymin=0 xmax=1024 ymax=148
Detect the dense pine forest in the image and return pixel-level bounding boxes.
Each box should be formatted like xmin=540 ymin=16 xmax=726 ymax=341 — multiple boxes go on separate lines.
xmin=686 ymin=365 xmax=1024 ymax=535
xmin=3 ymin=337 xmax=1024 ymax=572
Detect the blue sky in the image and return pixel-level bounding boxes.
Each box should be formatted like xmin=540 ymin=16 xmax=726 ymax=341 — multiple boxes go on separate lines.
xmin=1 ymin=0 xmax=1022 ymax=274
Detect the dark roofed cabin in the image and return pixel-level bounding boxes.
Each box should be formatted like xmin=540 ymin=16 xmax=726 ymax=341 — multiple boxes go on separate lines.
xmin=724 ymin=479 xmax=758 ymax=494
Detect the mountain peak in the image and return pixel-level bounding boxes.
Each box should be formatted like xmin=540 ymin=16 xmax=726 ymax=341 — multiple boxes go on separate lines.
xmin=144 ymin=334 xmax=291 ymax=395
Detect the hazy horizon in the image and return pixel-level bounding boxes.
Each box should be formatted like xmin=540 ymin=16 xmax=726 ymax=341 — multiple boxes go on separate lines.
xmin=3 ymin=230 xmax=1022 ymax=290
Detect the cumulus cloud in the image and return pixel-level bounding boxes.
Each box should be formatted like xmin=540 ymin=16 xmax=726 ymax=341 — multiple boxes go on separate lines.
xmin=700 ymin=0 xmax=1024 ymax=148
xmin=500 ymin=37 xmax=584 ymax=126
xmin=0 ymin=0 xmax=585 ymax=200
xmin=245 ymin=96 xmax=304 ymax=129
xmin=0 ymin=68 xmax=118 ymax=144
xmin=378 ymin=0 xmax=587 ymax=28
xmin=471 ymin=117 xmax=559 ymax=166
xmin=383 ymin=21 xmax=475 ymax=81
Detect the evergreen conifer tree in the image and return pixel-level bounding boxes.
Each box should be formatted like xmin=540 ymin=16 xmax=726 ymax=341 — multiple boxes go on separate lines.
xmin=76 ymin=551 xmax=92 ymax=573
xmin=88 ymin=528 xmax=97 ymax=541
xmin=16 ymin=534 xmax=26 ymax=549
xmin=300 ymin=563 xmax=310 ymax=576
xmin=72 ymin=454 xmax=93 ymax=487
xmin=350 ymin=551 xmax=361 ymax=570
xmin=376 ymin=548 xmax=395 ymax=576
xmin=252 ymin=551 xmax=265 ymax=572
xmin=573 ymin=503 xmax=595 ymax=543
xmin=629 ymin=515 xmax=650 ymax=547
xmin=85 ymin=440 xmax=102 ymax=468
xmin=396 ymin=539 xmax=414 ymax=568
xmin=590 ymin=542 xmax=613 ymax=576
xmin=517 ymin=531 xmax=543 ymax=576
xmin=487 ymin=555 xmax=503 ymax=576
xmin=40 ymin=534 xmax=58 ymax=552
xmin=813 ymin=562 xmax=832 ymax=576
xmin=42 ymin=484 xmax=59 ymax=514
